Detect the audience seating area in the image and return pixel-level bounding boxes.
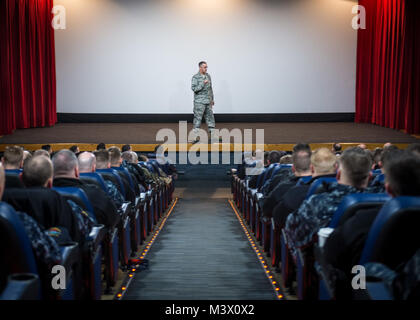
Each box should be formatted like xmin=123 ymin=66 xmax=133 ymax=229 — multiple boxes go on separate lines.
xmin=231 ymin=143 xmax=420 ymax=300
xmin=0 ymin=145 xmax=175 ymax=300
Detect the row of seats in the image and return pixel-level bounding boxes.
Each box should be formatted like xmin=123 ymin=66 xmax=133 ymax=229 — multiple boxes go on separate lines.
xmin=0 ymin=151 xmax=175 ymax=300
xmin=231 ymin=156 xmax=420 ymax=300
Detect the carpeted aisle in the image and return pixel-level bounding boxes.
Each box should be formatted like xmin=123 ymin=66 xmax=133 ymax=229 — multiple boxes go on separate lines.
xmin=123 ymin=197 xmax=277 ymax=300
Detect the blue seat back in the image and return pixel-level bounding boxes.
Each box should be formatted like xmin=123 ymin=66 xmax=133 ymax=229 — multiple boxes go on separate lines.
xmin=306 ymin=177 xmax=337 ymax=199
xmin=0 ymin=202 xmax=38 ymax=275
xmin=52 ymin=187 xmax=97 ymax=223
xmin=5 ymin=169 xmax=22 ymax=175
xmin=96 ymin=168 xmax=126 ymax=198
xmin=112 ymin=166 xmax=135 ymax=190
xmin=329 ymin=193 xmax=391 ymax=228
xmin=359 ymin=196 xmax=420 ymax=265
xmin=80 ymin=172 xmax=109 ymax=193
xmin=296 ymin=175 xmax=313 ymax=186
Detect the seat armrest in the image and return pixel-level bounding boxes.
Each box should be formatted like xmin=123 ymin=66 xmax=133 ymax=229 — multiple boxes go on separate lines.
xmin=0 ymin=274 xmax=40 ymax=300
xmin=88 ymin=224 xmax=106 ymax=248
xmin=59 ymin=242 xmax=79 ymax=271
xmin=365 ymin=281 xmax=393 ymax=300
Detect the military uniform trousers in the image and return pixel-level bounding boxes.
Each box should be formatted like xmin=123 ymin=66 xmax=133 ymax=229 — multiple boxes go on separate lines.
xmin=193 ymin=102 xmax=215 ymax=131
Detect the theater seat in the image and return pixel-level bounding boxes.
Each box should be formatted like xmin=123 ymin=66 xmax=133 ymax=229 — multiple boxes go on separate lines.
xmin=80 ymin=172 xmax=109 ymax=193
xmin=305 ymin=177 xmax=337 ymax=199
xmin=51 ymin=187 xmax=105 ymax=299
xmin=0 ymin=202 xmax=78 ymax=300
xmin=359 ymin=196 xmax=420 ymax=267
xmin=329 ymin=193 xmax=391 ymax=228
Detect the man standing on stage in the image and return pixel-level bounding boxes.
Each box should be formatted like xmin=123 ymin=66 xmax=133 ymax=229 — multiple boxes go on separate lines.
xmin=190 ymin=61 xmax=218 ymax=143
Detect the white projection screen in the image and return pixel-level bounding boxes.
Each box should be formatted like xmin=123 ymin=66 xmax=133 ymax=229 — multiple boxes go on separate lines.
xmin=54 ymin=0 xmax=358 ymax=114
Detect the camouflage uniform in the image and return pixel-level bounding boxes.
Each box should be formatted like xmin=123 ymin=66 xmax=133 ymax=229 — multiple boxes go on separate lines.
xmin=285 ymin=182 xmax=366 ymax=253
xmin=104 ymin=180 xmax=125 ymax=208
xmin=191 ymin=72 xmax=216 ymax=139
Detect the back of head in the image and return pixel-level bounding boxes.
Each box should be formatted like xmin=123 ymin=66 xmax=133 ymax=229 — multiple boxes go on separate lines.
xmin=372 ymin=148 xmax=383 ymax=165
xmin=69 ymin=145 xmax=79 ymax=154
xmin=406 ymin=143 xmax=420 ymax=158
xmin=292 ymin=150 xmax=311 ymax=173
xmin=280 ymin=154 xmax=293 ymax=164
xmin=385 ymin=151 xmax=420 ymax=197
xmin=122 ymin=151 xmax=137 ymax=163
xmin=33 ymin=149 xmax=50 ymax=158
xmin=339 ymin=147 xmax=372 ymax=188
xmin=41 ymin=144 xmax=52 ymax=153
xmin=52 ymin=149 xmax=78 ymax=178
xmin=108 ymin=146 xmax=122 ymax=167
xmin=268 ymin=151 xmax=281 ymax=164
xmin=380 ymin=145 xmax=400 ymax=172
xmin=138 ymin=154 xmax=148 ymax=162
xmin=2 ymin=145 xmax=23 ymax=169
xmin=78 ymin=152 xmax=96 ymax=173
xmin=94 ymin=149 xmax=110 ymax=169
xmin=22 ymin=155 xmax=53 ymax=187
xmin=263 ymin=151 xmax=270 ymax=166
xmin=96 ymin=143 xmax=106 ymax=150
xmin=332 ymin=143 xmax=342 ymax=153
xmin=122 ymin=144 xmax=132 ymax=153
xmin=311 ymin=148 xmax=337 ymax=175
xmin=293 ymin=143 xmax=311 ymax=154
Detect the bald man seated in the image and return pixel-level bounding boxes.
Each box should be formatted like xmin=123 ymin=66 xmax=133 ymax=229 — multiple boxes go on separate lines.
xmin=52 ymin=150 xmax=119 ymax=229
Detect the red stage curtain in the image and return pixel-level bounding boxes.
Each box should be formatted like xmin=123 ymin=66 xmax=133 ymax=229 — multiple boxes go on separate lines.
xmin=0 ymin=0 xmax=56 ymax=136
xmin=356 ymin=0 xmax=420 ymax=134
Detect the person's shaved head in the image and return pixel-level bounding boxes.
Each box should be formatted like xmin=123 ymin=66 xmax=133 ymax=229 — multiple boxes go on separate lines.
xmin=0 ymin=163 xmax=5 ymax=200
xmin=2 ymin=145 xmax=24 ymax=169
xmin=78 ymin=152 xmax=96 ymax=173
xmin=52 ymin=149 xmax=79 ymax=178
xmin=22 ymin=155 xmax=53 ymax=187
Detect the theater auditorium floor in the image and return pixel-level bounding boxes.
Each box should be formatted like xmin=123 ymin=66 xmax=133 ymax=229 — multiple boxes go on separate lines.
xmin=1 ymin=122 xmax=418 ymax=149
xmin=122 ymin=163 xmax=278 ymax=300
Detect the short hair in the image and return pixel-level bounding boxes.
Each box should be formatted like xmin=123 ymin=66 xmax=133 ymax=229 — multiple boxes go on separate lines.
xmin=293 ymin=150 xmax=311 ymax=173
xmin=122 ymin=144 xmax=131 ymax=153
xmin=22 ymin=155 xmax=53 ymax=187
xmin=23 ymin=150 xmax=32 ymax=166
xmin=33 ymin=149 xmax=50 ymax=158
xmin=108 ymin=146 xmax=121 ymax=166
xmin=406 ymin=143 xmax=420 ymax=158
xmin=311 ymin=148 xmax=337 ymax=174
xmin=279 ymin=154 xmax=293 ymax=164
xmin=339 ymin=147 xmax=372 ymax=188
xmin=385 ymin=151 xmax=420 ymax=196
xmin=52 ymin=149 xmax=78 ymax=177
xmin=293 ymin=143 xmax=311 ymax=154
xmin=94 ymin=149 xmax=110 ymax=169
xmin=122 ymin=151 xmax=137 ymax=163
xmin=96 ymin=143 xmax=106 ymax=150
xmin=268 ymin=151 xmax=281 ymax=164
xmin=380 ymin=145 xmax=400 ymax=169
xmin=2 ymin=146 xmax=23 ymax=167
xmin=199 ymin=61 xmax=207 ymax=67
xmin=138 ymin=154 xmax=148 ymax=162
xmin=41 ymin=144 xmax=51 ymax=152
xmin=332 ymin=143 xmax=342 ymax=152
xmin=78 ymin=152 xmax=96 ymax=172
xmin=69 ymin=145 xmax=79 ymax=153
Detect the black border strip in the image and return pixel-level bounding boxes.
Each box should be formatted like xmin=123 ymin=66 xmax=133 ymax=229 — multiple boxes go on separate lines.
xmin=57 ymin=113 xmax=355 ymax=123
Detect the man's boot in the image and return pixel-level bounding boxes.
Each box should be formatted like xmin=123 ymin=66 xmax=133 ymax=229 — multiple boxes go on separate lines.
xmin=188 ymin=128 xmax=200 ymax=144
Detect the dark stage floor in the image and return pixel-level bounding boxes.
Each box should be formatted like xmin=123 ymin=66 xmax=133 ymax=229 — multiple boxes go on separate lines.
xmin=0 ymin=122 xmax=418 ymax=145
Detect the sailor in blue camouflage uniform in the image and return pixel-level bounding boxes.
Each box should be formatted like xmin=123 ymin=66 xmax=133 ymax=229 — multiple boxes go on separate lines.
xmin=190 ymin=61 xmax=218 ymax=143
xmin=285 ymin=147 xmax=376 ymax=254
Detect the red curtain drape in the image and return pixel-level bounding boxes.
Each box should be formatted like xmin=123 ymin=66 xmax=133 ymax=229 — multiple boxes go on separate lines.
xmin=356 ymin=0 xmax=420 ymax=134
xmin=0 ymin=0 xmax=56 ymax=136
